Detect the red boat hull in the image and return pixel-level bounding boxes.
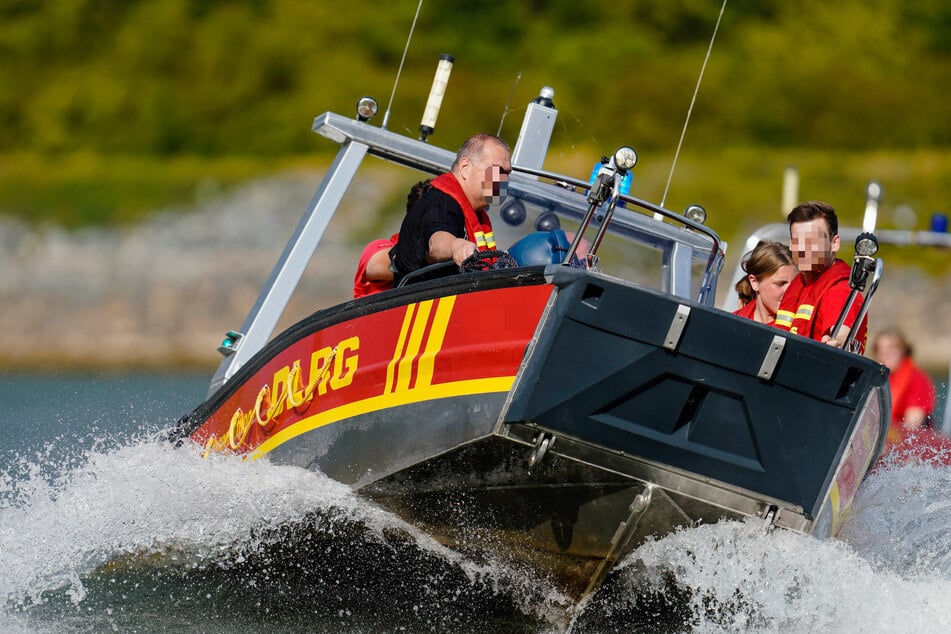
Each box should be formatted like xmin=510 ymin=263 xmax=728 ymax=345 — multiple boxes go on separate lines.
xmin=189 ymin=283 xmax=553 ymax=463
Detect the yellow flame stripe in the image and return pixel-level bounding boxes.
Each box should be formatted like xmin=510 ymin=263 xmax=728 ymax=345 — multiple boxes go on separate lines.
xmin=396 ymin=300 xmax=433 ymax=392
xmin=415 ymin=296 xmax=455 ymax=389
xmin=250 ymin=376 xmax=515 ymax=458
xmin=385 ymin=302 xmax=418 ymax=394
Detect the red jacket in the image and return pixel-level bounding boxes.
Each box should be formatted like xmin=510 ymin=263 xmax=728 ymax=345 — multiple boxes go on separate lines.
xmin=733 ymin=300 xmax=756 ymax=320
xmin=352 ymin=234 xmax=398 ymax=299
xmin=774 ymin=259 xmax=867 ymax=353
xmin=888 ymin=357 xmax=936 ymax=426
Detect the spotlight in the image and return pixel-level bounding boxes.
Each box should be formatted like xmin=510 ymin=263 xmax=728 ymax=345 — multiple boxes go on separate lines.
xmin=613 ymin=146 xmax=638 ymax=171
xmin=356 ymin=97 xmax=378 ymax=122
xmin=854 ymin=232 xmax=879 ymax=257
xmin=684 ymin=204 xmax=707 ymax=225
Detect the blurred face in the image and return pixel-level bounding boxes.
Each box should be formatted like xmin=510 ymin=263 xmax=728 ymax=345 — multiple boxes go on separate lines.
xmin=873 ymin=334 xmax=906 ymax=372
xmin=752 ymin=264 xmax=797 ymax=318
xmin=461 ymin=140 xmax=511 ymax=208
xmin=789 ymin=218 xmax=839 ymax=275
xmin=483 ymin=164 xmax=511 ymax=205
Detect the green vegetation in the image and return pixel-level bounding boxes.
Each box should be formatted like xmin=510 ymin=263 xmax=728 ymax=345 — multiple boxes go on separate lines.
xmin=0 ymin=152 xmax=319 ymax=227
xmin=1 ymin=0 xmax=949 ymax=241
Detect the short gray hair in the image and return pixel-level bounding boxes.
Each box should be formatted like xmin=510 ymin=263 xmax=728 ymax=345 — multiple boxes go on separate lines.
xmin=451 ymin=133 xmax=510 ymax=172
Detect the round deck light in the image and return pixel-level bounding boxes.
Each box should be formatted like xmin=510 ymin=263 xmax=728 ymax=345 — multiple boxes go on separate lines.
xmin=854 ymin=232 xmax=879 ymax=257
xmin=356 ymin=96 xmax=378 ymax=122
xmin=613 ymin=147 xmax=638 ymax=171
xmin=684 ymin=204 xmax=707 ymax=225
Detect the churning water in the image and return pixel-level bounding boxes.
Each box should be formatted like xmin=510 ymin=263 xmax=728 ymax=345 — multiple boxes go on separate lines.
xmin=1 ymin=374 xmax=950 ymax=633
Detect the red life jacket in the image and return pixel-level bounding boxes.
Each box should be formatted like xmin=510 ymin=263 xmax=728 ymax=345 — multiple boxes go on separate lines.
xmin=430 ymin=173 xmax=496 ymax=251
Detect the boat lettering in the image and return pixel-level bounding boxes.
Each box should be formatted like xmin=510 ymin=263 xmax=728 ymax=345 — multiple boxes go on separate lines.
xmin=204 ymin=336 xmax=360 ymax=454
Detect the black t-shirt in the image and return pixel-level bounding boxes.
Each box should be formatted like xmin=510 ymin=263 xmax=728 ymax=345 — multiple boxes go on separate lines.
xmin=390 ymin=186 xmax=465 ymax=285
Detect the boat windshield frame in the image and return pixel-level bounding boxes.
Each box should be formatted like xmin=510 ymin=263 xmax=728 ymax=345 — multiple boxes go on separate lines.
xmin=314 ymin=111 xmax=726 ymax=305
xmin=206 ymin=111 xmax=728 ymax=395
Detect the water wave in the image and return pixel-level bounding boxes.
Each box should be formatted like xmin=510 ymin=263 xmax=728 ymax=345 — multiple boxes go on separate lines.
xmin=572 ymin=462 xmax=951 ymax=633
xmin=0 ymin=434 xmax=567 ymax=632
xmin=3 ymin=428 xmax=950 ymax=633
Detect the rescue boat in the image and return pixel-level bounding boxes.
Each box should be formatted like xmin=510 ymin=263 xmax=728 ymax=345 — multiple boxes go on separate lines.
xmin=171 ymin=79 xmax=890 ymax=610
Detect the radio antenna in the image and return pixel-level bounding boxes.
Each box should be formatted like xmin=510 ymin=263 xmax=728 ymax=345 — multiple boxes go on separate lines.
xmin=660 ymin=0 xmax=728 ymax=209
xmin=497 ymin=72 xmax=523 ymax=136
xmin=382 ymin=0 xmax=425 ymax=130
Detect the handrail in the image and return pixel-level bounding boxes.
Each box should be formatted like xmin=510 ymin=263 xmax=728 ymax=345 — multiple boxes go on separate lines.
xmin=512 ymin=164 xmax=725 ymax=303
xmin=512 ymin=165 xmax=723 ymax=260
xmin=843 ymin=259 xmax=883 ymax=352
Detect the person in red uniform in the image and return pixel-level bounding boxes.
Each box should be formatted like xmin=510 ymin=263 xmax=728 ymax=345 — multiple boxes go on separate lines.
xmin=732 ymin=240 xmax=797 ymax=324
xmin=352 ymin=180 xmax=432 ymax=299
xmin=352 ymin=234 xmax=399 ymax=299
xmin=389 ymin=133 xmax=511 ymax=286
xmin=774 ymin=201 xmax=868 ymax=353
xmin=873 ymin=328 xmax=937 ymax=444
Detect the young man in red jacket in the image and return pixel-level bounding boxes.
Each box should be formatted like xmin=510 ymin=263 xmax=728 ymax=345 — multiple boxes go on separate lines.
xmin=774 ymin=201 xmax=868 ymax=353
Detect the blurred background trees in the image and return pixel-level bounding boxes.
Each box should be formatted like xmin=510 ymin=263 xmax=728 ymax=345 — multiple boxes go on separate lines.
xmin=2 ymin=0 xmax=948 ymax=156
xmin=1 ymin=0 xmax=949 ymax=235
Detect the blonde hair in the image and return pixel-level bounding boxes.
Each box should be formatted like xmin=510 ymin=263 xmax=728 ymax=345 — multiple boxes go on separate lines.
xmin=735 ymin=240 xmax=795 ymax=306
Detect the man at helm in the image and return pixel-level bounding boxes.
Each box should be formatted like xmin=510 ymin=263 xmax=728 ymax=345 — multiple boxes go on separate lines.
xmin=389 ymin=133 xmax=511 ymax=286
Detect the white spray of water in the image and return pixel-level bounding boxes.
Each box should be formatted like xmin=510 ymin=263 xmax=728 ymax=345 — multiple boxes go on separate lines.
xmin=7 ymin=426 xmax=949 ymax=632
xmin=840 ymin=461 xmax=951 ymax=578
xmin=0 ymin=435 xmax=569 ymax=623
xmin=603 ymin=462 xmax=951 ymax=633
xmin=0 ymin=440 xmax=357 ymax=607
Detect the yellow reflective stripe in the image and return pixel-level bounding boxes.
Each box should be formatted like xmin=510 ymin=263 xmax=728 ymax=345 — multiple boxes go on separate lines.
xmin=795 ymin=304 xmax=814 ymax=320
xmin=774 ymin=310 xmax=794 ymax=327
xmin=471 ymin=231 xmax=496 ymax=250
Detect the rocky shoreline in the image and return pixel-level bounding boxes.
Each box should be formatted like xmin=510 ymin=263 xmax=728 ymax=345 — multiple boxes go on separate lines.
xmin=3 ymin=169 xmax=949 ymax=377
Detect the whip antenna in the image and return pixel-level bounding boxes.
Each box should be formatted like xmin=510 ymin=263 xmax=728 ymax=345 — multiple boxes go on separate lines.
xmin=382 ymin=0 xmax=424 ymax=130
xmin=497 ymin=72 xmax=523 ymax=136
xmin=660 ymin=0 xmax=728 ymax=209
